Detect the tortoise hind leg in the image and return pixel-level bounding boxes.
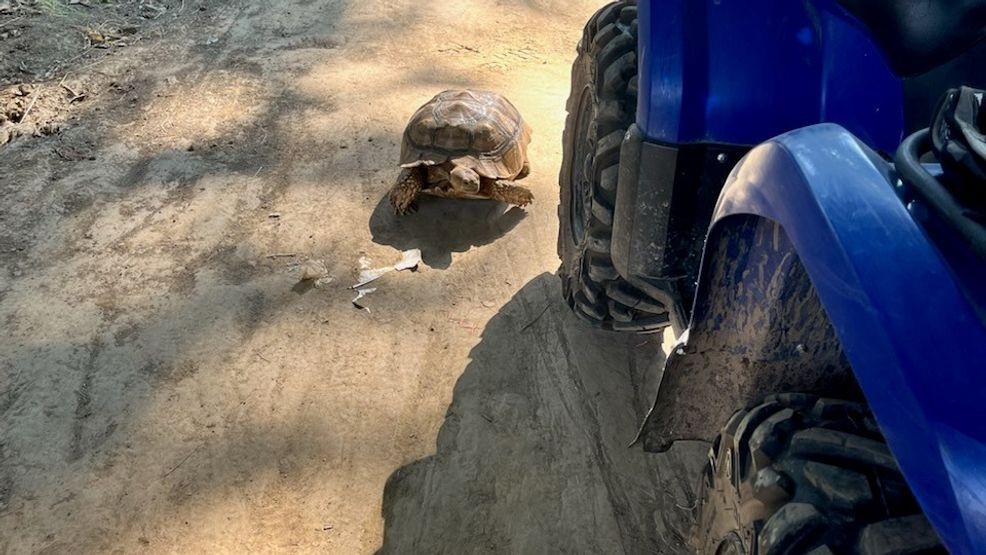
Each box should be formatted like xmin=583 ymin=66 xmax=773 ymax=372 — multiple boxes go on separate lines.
xmin=389 ymin=167 xmax=425 ymax=215
xmin=489 ymin=180 xmax=534 ymax=207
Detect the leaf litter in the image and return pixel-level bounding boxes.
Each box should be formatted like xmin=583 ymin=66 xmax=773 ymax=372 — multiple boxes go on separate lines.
xmin=350 ymin=249 xmax=422 ymax=311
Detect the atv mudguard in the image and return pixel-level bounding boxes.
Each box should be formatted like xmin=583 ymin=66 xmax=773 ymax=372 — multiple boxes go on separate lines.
xmin=637 ymin=124 xmax=986 ymax=554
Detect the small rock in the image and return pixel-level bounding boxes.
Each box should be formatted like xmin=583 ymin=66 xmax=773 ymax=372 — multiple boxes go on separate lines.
xmin=296 ymin=259 xmax=328 ymax=281
xmin=36 ymin=122 xmax=63 ymax=136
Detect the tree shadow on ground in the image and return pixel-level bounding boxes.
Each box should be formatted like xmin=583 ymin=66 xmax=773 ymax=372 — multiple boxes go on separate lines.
xmin=378 ymin=273 xmax=708 ymax=554
xmin=369 ymin=195 xmax=527 ymax=269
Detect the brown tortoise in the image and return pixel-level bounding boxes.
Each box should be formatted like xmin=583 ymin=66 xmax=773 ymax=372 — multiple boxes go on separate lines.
xmin=389 ymin=89 xmax=534 ymax=214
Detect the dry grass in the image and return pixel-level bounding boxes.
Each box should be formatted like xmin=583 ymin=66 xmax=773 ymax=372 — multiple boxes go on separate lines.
xmin=33 ymin=0 xmax=73 ymax=18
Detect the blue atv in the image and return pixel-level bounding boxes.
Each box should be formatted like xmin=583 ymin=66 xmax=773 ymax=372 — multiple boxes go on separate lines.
xmin=557 ymin=1 xmax=986 ymax=553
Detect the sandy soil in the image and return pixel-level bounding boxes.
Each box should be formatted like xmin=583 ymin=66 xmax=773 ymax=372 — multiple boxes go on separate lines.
xmin=0 ymin=1 xmax=705 ymax=552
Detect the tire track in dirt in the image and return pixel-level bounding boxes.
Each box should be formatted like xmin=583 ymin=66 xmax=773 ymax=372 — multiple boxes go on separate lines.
xmin=68 ymin=338 xmax=102 ymax=462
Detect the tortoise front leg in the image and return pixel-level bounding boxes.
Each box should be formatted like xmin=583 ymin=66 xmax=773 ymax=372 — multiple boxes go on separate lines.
xmin=489 ymin=179 xmax=534 ymax=207
xmin=389 ymin=167 xmax=425 ymax=215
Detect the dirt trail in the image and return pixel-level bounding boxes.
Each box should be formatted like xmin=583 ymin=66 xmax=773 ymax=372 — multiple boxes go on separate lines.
xmin=0 ymin=1 xmax=705 ymax=553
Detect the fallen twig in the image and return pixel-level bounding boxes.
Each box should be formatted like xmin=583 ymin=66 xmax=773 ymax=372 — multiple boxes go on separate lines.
xmin=266 ymin=252 xmax=298 ymax=259
xmin=60 ymin=82 xmax=79 ymax=97
xmin=673 ymin=496 xmax=700 ymax=511
xmin=19 ymin=86 xmax=40 ymax=123
xmin=520 ymin=303 xmax=551 ymax=331
xmin=0 ymin=15 xmax=23 ymax=28
xmin=59 ymin=79 xmax=86 ymax=103
xmin=46 ymin=46 xmax=96 ymax=79
xmin=53 ymin=147 xmax=75 ymax=161
xmin=162 ymin=445 xmax=201 ymax=478
xmin=352 ymin=287 xmax=376 ymax=312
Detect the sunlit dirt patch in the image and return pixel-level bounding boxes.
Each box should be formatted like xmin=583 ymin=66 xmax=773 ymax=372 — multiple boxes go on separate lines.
xmin=120 ymin=71 xmax=269 ymax=152
xmin=0 ymin=82 xmax=70 ymax=145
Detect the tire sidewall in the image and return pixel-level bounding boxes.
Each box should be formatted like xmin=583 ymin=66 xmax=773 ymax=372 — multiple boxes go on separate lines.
xmin=558 ymin=41 xmax=597 ymax=300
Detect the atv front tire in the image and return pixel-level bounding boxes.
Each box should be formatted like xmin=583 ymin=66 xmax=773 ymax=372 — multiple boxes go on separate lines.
xmin=694 ymin=394 xmax=944 ymax=554
xmin=558 ymin=0 xmax=670 ymax=332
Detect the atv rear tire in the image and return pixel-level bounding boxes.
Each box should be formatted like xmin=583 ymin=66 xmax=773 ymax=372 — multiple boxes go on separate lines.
xmin=693 ymin=393 xmax=944 ymax=554
xmin=557 ymin=0 xmax=671 ymax=333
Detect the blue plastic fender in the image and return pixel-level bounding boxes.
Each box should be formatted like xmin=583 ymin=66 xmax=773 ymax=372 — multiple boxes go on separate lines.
xmin=710 ymin=124 xmax=986 ymax=554
xmin=637 ymin=0 xmax=903 ymax=152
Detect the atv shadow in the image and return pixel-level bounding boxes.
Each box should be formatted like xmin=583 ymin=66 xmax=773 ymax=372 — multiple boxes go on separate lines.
xmin=368 ymin=194 xmax=527 ymax=269
xmin=377 ymin=273 xmax=708 ymax=554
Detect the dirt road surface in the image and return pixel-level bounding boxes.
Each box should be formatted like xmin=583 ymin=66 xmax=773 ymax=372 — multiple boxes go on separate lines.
xmin=0 ymin=1 xmax=706 ymax=552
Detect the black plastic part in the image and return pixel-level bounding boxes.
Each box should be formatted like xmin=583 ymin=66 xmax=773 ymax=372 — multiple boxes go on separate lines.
xmin=611 ymin=125 xmax=687 ymax=329
xmin=896 ymin=129 xmax=986 ymax=260
xmin=904 ymin=40 xmax=986 ymax=134
xmin=890 ymin=85 xmax=986 ymax=329
xmin=930 ymin=87 xmax=986 ymax=188
xmin=660 ymin=143 xmax=749 ymax=304
xmin=612 ymin=125 xmax=675 ymax=280
xmin=838 ymin=0 xmax=986 ymax=77
xmin=612 ymin=129 xmax=749 ymax=329
xmin=692 ymin=394 xmax=945 ymax=554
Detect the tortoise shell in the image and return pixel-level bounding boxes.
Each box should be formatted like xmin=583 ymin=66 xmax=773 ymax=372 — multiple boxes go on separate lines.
xmin=400 ymin=89 xmax=532 ymax=179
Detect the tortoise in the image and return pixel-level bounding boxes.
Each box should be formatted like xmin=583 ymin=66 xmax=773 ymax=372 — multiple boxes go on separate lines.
xmin=389 ymin=89 xmax=534 ymax=214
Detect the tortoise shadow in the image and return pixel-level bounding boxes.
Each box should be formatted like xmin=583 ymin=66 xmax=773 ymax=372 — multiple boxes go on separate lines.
xmin=368 ymin=194 xmax=528 ymax=269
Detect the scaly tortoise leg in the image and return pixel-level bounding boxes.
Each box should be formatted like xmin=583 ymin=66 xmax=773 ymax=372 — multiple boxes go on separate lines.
xmin=490 ymin=180 xmax=534 ymax=207
xmin=389 ymin=167 xmax=425 ymax=215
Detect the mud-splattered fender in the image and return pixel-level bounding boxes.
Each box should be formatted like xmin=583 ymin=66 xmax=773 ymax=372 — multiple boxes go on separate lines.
xmin=638 ymin=124 xmax=986 ymax=554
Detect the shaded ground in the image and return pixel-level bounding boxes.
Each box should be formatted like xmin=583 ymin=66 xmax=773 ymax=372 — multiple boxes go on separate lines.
xmin=379 ymin=275 xmax=706 ymax=554
xmin=0 ymin=0 xmax=705 ymax=552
